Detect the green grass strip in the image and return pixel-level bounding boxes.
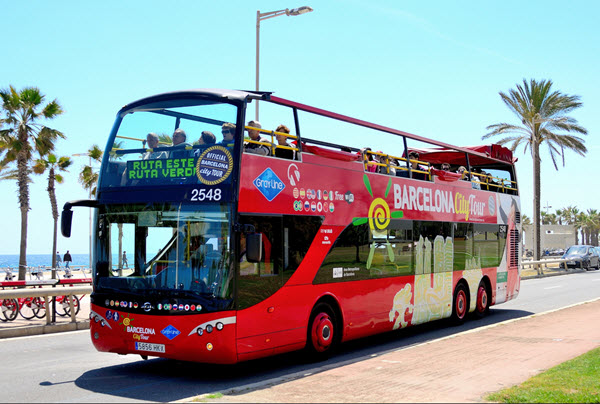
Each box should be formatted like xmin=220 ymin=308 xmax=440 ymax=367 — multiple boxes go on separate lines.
xmin=486 ymin=346 xmax=600 ymax=403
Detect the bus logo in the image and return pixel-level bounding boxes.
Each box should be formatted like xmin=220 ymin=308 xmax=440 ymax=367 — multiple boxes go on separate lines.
xmin=253 ymin=168 xmax=285 ymax=202
xmin=196 ymin=146 xmax=234 ymax=185
xmin=161 ymin=325 xmax=181 ymax=340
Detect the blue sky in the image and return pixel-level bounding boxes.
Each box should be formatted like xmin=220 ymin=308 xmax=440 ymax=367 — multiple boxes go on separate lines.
xmin=1 ymin=0 xmax=599 ymax=254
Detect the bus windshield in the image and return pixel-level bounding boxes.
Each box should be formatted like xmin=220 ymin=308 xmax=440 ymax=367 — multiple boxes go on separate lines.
xmin=95 ymin=203 xmax=233 ymax=310
xmin=99 ymin=99 xmax=238 ymax=200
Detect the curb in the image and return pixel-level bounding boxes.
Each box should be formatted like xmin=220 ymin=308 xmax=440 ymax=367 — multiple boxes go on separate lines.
xmin=521 ymin=268 xmax=585 ymax=280
xmin=0 ymin=320 xmax=89 ymax=339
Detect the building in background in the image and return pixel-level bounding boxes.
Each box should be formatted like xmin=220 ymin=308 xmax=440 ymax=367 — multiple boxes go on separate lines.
xmin=523 ymin=224 xmax=577 ymax=252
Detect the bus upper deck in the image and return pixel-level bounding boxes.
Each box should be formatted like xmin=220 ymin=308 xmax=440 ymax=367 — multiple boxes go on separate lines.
xmin=98 ymin=89 xmax=518 ymax=200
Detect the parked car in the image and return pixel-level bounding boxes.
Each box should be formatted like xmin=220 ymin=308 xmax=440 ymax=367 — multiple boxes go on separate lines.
xmin=559 ymin=245 xmax=600 ymax=270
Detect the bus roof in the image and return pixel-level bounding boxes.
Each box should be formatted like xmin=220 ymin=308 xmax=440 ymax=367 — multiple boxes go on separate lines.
xmin=117 ymin=88 xmax=515 ymax=166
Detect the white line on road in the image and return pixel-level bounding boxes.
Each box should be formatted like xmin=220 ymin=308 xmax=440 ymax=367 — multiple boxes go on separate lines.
xmin=544 ymin=285 xmax=562 ymax=290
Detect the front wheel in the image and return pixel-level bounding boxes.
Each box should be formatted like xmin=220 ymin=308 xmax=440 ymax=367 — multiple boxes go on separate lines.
xmin=19 ymin=297 xmax=40 ymax=320
xmin=451 ymin=283 xmax=468 ymax=325
xmin=306 ymin=303 xmax=338 ymax=361
xmin=56 ymin=295 xmax=80 ymax=317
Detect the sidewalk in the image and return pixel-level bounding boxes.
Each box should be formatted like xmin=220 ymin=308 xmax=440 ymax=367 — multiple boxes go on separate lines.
xmin=193 ymin=298 xmax=600 ymax=403
xmin=0 ymin=270 xmax=91 ymax=338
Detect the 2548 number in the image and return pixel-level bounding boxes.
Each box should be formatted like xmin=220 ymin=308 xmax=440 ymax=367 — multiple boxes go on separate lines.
xmin=190 ymin=188 xmax=222 ymax=202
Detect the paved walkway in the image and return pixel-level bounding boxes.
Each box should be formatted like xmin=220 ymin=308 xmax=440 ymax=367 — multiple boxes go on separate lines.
xmin=193 ymin=298 xmax=600 ymax=403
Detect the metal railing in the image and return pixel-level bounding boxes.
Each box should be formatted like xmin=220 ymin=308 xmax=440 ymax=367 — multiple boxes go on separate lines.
xmin=0 ymin=285 xmax=91 ymax=325
xmin=521 ymin=258 xmax=579 ymax=275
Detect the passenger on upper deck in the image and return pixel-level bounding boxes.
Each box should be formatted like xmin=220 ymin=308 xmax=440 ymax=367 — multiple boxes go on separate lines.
xmin=244 ymin=120 xmax=270 ymax=156
xmin=170 ymin=128 xmax=192 ymax=158
xmin=143 ymin=133 xmax=167 ymax=160
xmin=221 ymin=123 xmax=236 ymax=146
xmin=457 ymin=165 xmax=470 ymax=181
xmin=194 ymin=130 xmax=216 ymax=156
xmin=408 ymin=151 xmax=429 ymax=180
xmin=441 ymin=162 xmax=451 ymax=171
xmin=361 ymin=147 xmax=377 ymax=172
xmin=273 ymin=124 xmax=296 ymax=160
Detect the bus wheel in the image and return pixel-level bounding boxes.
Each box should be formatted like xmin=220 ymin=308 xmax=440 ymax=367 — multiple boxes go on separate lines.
xmin=451 ymin=283 xmax=468 ymax=325
xmin=475 ymin=281 xmax=489 ymax=318
xmin=306 ymin=303 xmax=337 ymax=360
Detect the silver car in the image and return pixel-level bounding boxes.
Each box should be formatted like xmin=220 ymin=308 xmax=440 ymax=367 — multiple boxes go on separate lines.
xmin=560 ymin=245 xmax=600 ymax=270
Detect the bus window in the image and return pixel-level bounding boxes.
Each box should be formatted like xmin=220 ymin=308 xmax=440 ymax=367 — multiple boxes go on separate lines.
xmin=413 ymin=221 xmax=453 ymax=274
xmin=238 ymin=215 xmax=322 ymax=309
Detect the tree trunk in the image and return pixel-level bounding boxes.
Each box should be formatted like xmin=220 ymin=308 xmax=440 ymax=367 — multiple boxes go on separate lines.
xmin=17 ymin=151 xmax=30 ymax=281
xmin=532 ymin=141 xmax=542 ymax=274
xmin=48 ymin=168 xmax=58 ymax=278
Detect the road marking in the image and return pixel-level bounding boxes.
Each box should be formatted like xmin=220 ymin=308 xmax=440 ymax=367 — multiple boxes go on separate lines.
xmin=0 ymin=329 xmax=88 ymax=343
xmin=544 ymin=286 xmax=562 ymax=290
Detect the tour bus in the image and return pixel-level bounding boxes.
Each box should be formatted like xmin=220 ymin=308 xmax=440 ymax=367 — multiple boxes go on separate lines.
xmin=62 ymin=89 xmax=521 ymax=364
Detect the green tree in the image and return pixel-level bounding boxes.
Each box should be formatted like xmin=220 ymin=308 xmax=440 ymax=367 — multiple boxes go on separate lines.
xmin=483 ymin=79 xmax=587 ymax=261
xmin=0 ymin=86 xmax=64 ymax=280
xmin=521 ymin=214 xmax=532 ymax=225
xmin=32 ymin=154 xmax=72 ymax=273
xmin=77 ymin=144 xmax=103 ymax=197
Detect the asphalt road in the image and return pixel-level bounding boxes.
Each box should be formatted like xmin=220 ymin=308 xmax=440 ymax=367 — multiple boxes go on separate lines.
xmin=2 ymin=270 xmax=600 ymax=403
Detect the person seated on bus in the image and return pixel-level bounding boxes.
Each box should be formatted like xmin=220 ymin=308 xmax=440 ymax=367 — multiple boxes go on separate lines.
xmin=481 ymin=171 xmax=499 ymax=191
xmin=169 ymin=128 xmax=192 ymax=158
xmin=441 ymin=162 xmax=451 ymax=172
xmin=220 ymin=122 xmax=236 ymax=146
xmin=193 ymin=130 xmax=216 ymax=156
xmin=408 ymin=151 xmax=429 ymax=180
xmin=374 ymin=151 xmax=396 ymax=175
xmin=244 ymin=120 xmax=270 ymax=156
xmin=143 ymin=132 xmax=168 ymax=160
xmin=471 ymin=168 xmax=482 ymax=190
xmin=361 ymin=147 xmax=377 ymax=172
xmin=273 ymin=124 xmax=297 ymax=160
xmin=457 ymin=165 xmax=470 ymax=181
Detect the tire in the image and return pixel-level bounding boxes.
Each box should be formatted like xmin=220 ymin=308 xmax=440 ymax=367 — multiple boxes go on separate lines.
xmin=56 ymin=295 xmax=80 ymax=317
xmin=32 ymin=297 xmax=46 ymax=319
xmin=474 ymin=281 xmax=490 ymax=319
xmin=19 ymin=297 xmax=40 ymax=320
xmin=451 ymin=283 xmax=469 ymax=325
xmin=2 ymin=298 xmax=19 ymax=321
xmin=306 ymin=303 xmax=338 ymax=361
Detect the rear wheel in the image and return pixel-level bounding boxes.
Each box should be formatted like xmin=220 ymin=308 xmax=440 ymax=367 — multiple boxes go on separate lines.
xmin=474 ymin=281 xmax=490 ymax=318
xmin=1 ymin=298 xmax=19 ymax=321
xmin=32 ymin=297 xmax=46 ymax=319
xmin=451 ymin=283 xmax=468 ymax=324
xmin=306 ymin=303 xmax=338 ymax=360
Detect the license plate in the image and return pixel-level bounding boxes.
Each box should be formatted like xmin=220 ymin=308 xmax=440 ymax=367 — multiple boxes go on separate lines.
xmin=135 ymin=342 xmax=165 ymax=353
xmin=568 ymin=261 xmax=576 ymax=265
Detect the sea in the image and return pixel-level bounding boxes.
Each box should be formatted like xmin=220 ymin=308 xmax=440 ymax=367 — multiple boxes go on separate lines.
xmin=0 ymin=254 xmax=90 ymax=269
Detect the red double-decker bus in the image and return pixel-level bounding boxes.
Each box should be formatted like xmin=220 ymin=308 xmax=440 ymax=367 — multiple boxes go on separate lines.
xmin=62 ymin=89 xmax=521 ymax=364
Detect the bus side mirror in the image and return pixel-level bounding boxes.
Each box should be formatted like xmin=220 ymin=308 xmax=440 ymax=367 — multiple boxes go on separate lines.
xmin=246 ymin=233 xmax=262 ymax=263
xmin=61 ymin=209 xmax=73 ymax=238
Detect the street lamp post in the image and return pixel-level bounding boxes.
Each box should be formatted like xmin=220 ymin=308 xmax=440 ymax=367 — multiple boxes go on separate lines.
xmin=73 ymin=153 xmax=93 ymax=270
xmin=255 ymin=6 xmax=313 ymax=121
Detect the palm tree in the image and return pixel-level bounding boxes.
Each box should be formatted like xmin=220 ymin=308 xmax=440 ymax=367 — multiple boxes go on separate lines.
xmin=483 ymin=79 xmax=587 ymax=261
xmin=0 ymin=86 xmax=64 ymax=280
xmin=32 ymin=154 xmax=72 ymax=274
xmin=77 ymin=144 xmax=103 ymax=197
xmin=521 ymin=214 xmax=532 ymax=225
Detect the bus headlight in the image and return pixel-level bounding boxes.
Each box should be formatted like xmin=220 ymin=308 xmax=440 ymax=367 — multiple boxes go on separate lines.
xmin=216 ymin=322 xmax=224 ymax=331
xmin=206 ymin=325 xmax=213 ymax=333
xmin=196 ymin=328 xmax=204 ymax=336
